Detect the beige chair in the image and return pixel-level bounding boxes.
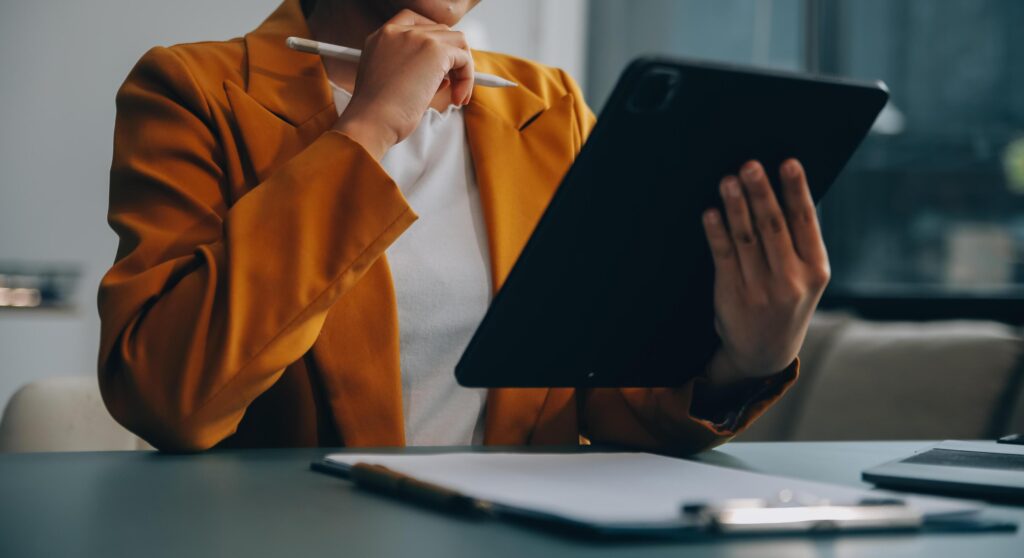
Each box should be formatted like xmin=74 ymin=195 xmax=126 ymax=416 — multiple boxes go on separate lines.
xmin=0 ymin=376 xmax=151 ymax=452
xmin=742 ymin=313 xmax=1024 ymax=441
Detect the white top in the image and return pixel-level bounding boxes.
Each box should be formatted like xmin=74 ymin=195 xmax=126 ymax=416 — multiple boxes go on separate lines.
xmin=332 ymin=85 xmax=491 ymax=446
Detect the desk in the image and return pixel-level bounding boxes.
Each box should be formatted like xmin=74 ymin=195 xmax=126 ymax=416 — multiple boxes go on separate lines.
xmin=1 ymin=442 xmax=1020 ymax=557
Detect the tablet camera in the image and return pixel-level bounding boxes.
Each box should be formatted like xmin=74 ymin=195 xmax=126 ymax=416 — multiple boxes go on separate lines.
xmin=627 ymin=67 xmax=681 ymax=114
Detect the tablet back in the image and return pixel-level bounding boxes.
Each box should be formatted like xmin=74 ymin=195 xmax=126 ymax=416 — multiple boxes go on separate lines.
xmin=457 ymin=57 xmax=889 ymax=388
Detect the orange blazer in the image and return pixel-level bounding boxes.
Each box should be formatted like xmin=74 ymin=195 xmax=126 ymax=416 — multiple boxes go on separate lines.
xmin=98 ymin=0 xmax=795 ymax=452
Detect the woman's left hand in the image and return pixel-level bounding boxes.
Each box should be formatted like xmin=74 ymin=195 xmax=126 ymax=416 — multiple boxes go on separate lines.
xmin=701 ymin=158 xmax=831 ymax=386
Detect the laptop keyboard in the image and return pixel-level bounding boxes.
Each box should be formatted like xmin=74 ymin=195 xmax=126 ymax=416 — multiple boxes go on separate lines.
xmin=903 ymin=449 xmax=1024 ymax=471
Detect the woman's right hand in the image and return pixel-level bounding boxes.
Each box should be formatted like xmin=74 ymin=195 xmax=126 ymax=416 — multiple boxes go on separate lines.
xmin=332 ymin=9 xmax=475 ymax=160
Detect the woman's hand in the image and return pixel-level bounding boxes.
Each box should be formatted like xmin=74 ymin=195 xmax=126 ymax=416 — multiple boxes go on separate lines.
xmin=332 ymin=9 xmax=475 ymax=159
xmin=701 ymin=159 xmax=831 ymax=387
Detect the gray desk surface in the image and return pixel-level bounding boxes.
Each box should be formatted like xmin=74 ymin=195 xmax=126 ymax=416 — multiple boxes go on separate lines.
xmin=1 ymin=441 xmax=1020 ymax=557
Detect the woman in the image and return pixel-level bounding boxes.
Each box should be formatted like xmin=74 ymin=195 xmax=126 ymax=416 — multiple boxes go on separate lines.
xmin=98 ymin=0 xmax=829 ymax=452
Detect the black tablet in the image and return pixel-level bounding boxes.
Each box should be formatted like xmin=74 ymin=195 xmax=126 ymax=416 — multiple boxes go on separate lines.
xmin=456 ymin=57 xmax=889 ymax=388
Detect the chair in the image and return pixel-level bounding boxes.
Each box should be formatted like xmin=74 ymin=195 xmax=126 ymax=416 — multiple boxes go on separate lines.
xmin=742 ymin=313 xmax=1024 ymax=441
xmin=0 ymin=376 xmax=151 ymax=452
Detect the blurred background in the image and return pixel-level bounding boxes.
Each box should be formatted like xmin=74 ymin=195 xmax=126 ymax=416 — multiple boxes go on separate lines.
xmin=1 ymin=0 xmax=1022 ymax=450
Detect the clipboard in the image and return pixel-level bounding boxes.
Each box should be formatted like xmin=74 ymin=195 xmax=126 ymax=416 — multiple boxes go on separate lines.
xmin=311 ymin=453 xmax=1016 ymax=540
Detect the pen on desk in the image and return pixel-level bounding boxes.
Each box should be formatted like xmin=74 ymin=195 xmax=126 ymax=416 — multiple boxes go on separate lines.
xmin=349 ymin=462 xmax=491 ymax=516
xmin=286 ymin=37 xmax=519 ymax=88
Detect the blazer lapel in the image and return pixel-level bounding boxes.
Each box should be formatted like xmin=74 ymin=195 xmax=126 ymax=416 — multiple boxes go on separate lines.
xmin=224 ymin=82 xmax=336 ymax=185
xmin=465 ymin=56 xmax=581 ymax=444
xmin=225 ymin=0 xmax=336 ymax=185
xmin=242 ymin=0 xmax=333 ymax=127
xmin=227 ymin=0 xmax=406 ymax=447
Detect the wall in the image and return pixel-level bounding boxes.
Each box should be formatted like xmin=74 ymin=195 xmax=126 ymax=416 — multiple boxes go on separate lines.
xmin=0 ymin=0 xmax=588 ymax=410
xmin=465 ymin=0 xmax=588 ymax=85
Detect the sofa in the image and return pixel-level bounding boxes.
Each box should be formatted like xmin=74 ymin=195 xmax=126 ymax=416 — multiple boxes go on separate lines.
xmin=740 ymin=311 xmax=1024 ymax=441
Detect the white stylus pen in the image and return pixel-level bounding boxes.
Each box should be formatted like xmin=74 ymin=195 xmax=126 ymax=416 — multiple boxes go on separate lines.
xmin=286 ymin=36 xmax=518 ymax=88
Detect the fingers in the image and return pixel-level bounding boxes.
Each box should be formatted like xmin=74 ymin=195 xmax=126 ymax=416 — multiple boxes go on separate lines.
xmin=387 ymin=23 xmax=474 ymax=105
xmin=390 ymin=8 xmax=437 ymax=26
xmin=430 ymin=30 xmax=474 ymax=105
xmin=720 ymin=175 xmax=767 ymax=285
xmin=404 ymin=23 xmax=456 ymax=32
xmin=389 ymin=8 xmax=474 ymax=104
xmin=779 ymin=159 xmax=828 ymax=267
xmin=738 ymin=161 xmax=797 ymax=272
xmin=702 ymin=209 xmax=741 ymax=289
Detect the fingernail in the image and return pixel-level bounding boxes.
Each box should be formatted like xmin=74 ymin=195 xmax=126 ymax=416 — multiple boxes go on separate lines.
xmin=742 ymin=162 xmax=761 ymax=180
xmin=704 ymin=210 xmax=720 ymax=225
xmin=721 ymin=177 xmax=741 ymax=198
xmin=784 ymin=159 xmax=799 ymax=179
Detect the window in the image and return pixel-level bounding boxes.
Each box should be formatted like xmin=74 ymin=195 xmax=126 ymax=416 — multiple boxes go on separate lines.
xmin=813 ymin=0 xmax=1024 ymax=297
xmin=587 ymin=0 xmax=1024 ymax=320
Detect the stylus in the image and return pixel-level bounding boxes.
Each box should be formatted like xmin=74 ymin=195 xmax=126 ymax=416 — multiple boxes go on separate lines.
xmin=286 ymin=37 xmax=519 ymax=88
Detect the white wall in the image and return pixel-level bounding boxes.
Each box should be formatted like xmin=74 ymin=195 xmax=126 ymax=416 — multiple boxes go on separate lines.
xmin=0 ymin=0 xmax=587 ymax=410
xmin=463 ymin=0 xmax=588 ymax=84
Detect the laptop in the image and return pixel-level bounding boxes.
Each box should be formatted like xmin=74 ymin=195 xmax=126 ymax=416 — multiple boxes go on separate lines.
xmin=862 ymin=439 xmax=1024 ymax=503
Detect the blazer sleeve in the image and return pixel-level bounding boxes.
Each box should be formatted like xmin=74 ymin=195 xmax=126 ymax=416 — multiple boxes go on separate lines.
xmin=98 ymin=47 xmax=417 ymax=452
xmin=554 ymin=69 xmax=799 ymax=455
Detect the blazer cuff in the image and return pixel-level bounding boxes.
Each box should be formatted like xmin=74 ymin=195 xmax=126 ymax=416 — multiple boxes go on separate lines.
xmin=688 ymin=359 xmax=800 ymax=436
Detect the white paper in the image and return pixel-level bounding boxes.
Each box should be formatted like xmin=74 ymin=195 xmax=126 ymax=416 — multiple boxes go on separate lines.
xmin=326 ymin=452 xmax=979 ymax=526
